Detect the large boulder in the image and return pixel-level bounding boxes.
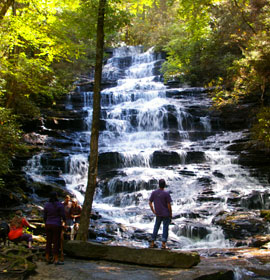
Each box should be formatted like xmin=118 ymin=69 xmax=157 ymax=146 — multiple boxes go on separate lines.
xmin=64 ymin=240 xmax=200 ymax=268
xmin=213 ymin=211 xmax=268 ymax=240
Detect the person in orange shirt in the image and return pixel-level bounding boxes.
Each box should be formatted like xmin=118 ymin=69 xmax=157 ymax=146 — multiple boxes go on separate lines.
xmin=8 ymin=210 xmax=33 ymax=248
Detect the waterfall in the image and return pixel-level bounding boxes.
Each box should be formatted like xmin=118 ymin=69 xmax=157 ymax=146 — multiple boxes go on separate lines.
xmin=23 ymin=46 xmax=270 ymax=249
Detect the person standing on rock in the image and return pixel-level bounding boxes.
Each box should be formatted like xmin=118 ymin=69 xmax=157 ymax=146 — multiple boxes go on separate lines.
xmin=149 ymin=179 xmax=172 ymax=249
xmin=44 ymin=192 xmax=66 ymax=265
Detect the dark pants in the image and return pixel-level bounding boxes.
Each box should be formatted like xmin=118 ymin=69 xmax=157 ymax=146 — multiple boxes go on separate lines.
xmin=45 ymin=224 xmax=62 ymax=256
xmin=151 ymin=216 xmax=171 ymax=242
xmin=13 ymin=233 xmax=33 ymax=243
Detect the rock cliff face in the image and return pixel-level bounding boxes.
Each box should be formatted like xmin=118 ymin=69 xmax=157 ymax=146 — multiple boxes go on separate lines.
xmin=2 ymin=46 xmax=270 ymax=250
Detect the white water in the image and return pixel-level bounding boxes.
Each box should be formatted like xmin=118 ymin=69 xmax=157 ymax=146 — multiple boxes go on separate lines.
xmin=24 ymin=46 xmax=269 ymax=249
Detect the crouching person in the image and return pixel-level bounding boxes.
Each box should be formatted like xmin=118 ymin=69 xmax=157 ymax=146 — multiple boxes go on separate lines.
xmin=8 ymin=210 xmax=33 ymax=248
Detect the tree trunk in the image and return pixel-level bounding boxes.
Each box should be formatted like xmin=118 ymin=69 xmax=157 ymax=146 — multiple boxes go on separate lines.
xmin=0 ymin=0 xmax=14 ymax=21
xmin=76 ymin=0 xmax=106 ymax=241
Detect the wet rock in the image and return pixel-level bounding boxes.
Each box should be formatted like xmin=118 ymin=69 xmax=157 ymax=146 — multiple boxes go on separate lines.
xmin=98 ymin=152 xmax=123 ymax=170
xmin=173 ymin=211 xmax=201 ymax=219
xmin=197 ymin=187 xmax=221 ymax=203
xmin=197 ymin=177 xmax=214 ymax=187
xmin=227 ymin=193 xmax=242 ymax=206
xmin=250 ymin=234 xmax=270 ymax=247
xmin=166 ymin=111 xmax=179 ymax=129
xmin=151 ymin=150 xmax=181 ymax=166
xmin=44 ymin=116 xmax=85 ymax=131
xmin=30 ymin=181 xmax=71 ymax=199
xmin=165 ymin=88 xmax=208 ymax=98
xmin=64 ymin=240 xmax=200 ymax=268
xmin=188 ymin=131 xmax=214 ymax=141
xmin=178 ymin=170 xmax=196 ymax=176
xmin=237 ymin=150 xmax=270 ymax=167
xmin=212 ymin=170 xmax=225 ymax=179
xmin=211 ymin=104 xmax=253 ymax=130
xmin=131 ymin=229 xmax=151 ymax=241
xmin=172 ymin=222 xmax=210 ymax=239
xmin=213 ymin=211 xmax=267 ymax=240
xmin=99 ymin=179 xmax=156 ymax=197
xmin=39 ymin=152 xmax=70 ymax=173
xmin=74 ymin=184 xmax=85 ymax=194
xmin=23 ymin=132 xmax=48 ymax=145
xmin=194 ymin=270 xmax=234 ymax=280
xmin=185 ymin=151 xmax=206 ymax=164
xmin=240 ymin=190 xmax=270 ymax=210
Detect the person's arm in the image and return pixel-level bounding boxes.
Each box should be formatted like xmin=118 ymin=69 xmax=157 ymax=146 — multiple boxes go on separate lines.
xmin=22 ymin=217 xmax=31 ymax=227
xmin=60 ymin=204 xmax=66 ymax=223
xmin=77 ymin=206 xmax=82 ymax=217
xmin=167 ymin=202 xmax=172 ymax=219
xmin=149 ymin=201 xmax=156 ymax=215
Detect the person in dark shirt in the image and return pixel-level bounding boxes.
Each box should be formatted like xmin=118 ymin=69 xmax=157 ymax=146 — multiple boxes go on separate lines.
xmin=44 ymin=192 xmax=66 ymax=265
xmin=149 ymin=179 xmax=172 ymax=249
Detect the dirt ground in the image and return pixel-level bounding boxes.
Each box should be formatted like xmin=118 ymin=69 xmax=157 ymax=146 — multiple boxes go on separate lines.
xmin=26 ymin=248 xmax=270 ymax=280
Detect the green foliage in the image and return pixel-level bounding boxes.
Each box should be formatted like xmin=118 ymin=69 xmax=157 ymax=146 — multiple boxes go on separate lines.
xmin=0 ymin=107 xmax=26 ymax=176
xmin=0 ymin=0 xmax=83 ymax=117
xmin=261 ymin=210 xmax=270 ymax=221
xmin=208 ymin=0 xmax=270 ymax=110
xmin=123 ymin=0 xmax=177 ymax=49
xmin=209 ymin=77 xmax=242 ymax=108
xmin=252 ymin=107 xmax=270 ymax=148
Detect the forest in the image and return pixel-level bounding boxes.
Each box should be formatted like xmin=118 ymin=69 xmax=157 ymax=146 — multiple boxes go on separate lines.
xmin=1 ymin=0 xmax=270 ymax=188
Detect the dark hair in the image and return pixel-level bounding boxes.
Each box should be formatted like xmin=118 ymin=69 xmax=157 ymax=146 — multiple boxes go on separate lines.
xmin=159 ymin=179 xmax=166 ymax=188
xmin=49 ymin=191 xmax=59 ymax=202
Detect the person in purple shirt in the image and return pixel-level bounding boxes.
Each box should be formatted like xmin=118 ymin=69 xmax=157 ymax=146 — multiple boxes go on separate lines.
xmin=149 ymin=179 xmax=172 ymax=249
xmin=44 ymin=192 xmax=66 ymax=265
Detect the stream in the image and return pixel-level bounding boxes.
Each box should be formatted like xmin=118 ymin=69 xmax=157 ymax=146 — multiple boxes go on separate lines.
xmin=24 ymin=46 xmax=270 ymax=253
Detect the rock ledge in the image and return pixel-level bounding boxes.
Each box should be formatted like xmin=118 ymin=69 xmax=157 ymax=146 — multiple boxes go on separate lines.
xmin=64 ymin=240 xmax=200 ymax=268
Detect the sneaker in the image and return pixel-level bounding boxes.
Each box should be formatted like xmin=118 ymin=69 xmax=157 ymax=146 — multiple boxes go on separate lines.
xmin=54 ymin=261 xmax=64 ymax=265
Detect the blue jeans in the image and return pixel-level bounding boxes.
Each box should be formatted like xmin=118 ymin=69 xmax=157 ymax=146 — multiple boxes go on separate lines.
xmin=151 ymin=216 xmax=171 ymax=242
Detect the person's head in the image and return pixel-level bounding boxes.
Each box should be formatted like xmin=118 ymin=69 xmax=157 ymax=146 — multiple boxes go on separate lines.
xmin=64 ymin=195 xmax=70 ymax=203
xmin=49 ymin=191 xmax=59 ymax=203
xmin=71 ymin=198 xmax=78 ymax=207
xmin=159 ymin=179 xmax=166 ymax=189
xmin=15 ymin=210 xmax=22 ymax=217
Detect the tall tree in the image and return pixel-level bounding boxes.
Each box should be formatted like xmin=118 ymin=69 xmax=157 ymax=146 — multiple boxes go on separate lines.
xmin=76 ymin=0 xmax=106 ymax=241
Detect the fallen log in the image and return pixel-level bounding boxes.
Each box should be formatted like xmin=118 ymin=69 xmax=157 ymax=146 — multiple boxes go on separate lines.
xmin=64 ymin=240 xmax=200 ymax=268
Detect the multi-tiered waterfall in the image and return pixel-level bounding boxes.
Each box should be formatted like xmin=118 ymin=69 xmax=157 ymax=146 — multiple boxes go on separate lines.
xmin=24 ymin=46 xmax=270 ymax=249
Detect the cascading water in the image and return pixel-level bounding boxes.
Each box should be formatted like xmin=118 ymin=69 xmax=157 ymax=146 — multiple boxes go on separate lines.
xmin=24 ymin=46 xmax=270 ymax=249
